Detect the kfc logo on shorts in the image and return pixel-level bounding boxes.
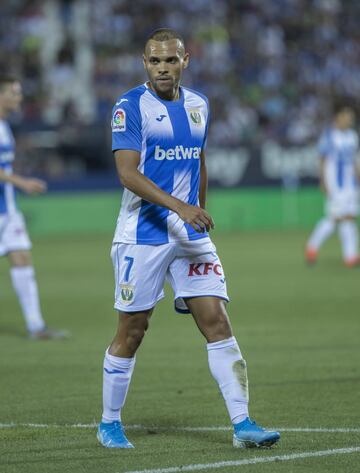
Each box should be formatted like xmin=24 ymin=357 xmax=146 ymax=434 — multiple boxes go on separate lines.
xmin=188 ymin=262 xmax=223 ymax=277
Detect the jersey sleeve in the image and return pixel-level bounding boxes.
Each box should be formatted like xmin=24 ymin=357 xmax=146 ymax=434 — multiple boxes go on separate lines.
xmin=317 ymin=129 xmax=330 ymax=158
xmin=202 ymin=100 xmax=210 ymax=150
xmin=0 ymin=122 xmax=15 ymax=166
xmin=111 ymin=98 xmax=142 ymax=153
xmin=353 ymin=131 xmax=359 ymax=151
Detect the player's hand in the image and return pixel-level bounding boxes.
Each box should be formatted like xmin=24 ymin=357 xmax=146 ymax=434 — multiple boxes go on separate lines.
xmin=175 ymin=202 xmax=215 ymax=233
xmin=18 ymin=177 xmax=47 ymax=194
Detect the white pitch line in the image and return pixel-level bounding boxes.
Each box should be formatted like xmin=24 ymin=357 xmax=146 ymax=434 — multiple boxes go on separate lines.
xmin=273 ymin=428 xmax=360 ymax=433
xmin=123 ymin=447 xmax=360 ymax=473
xmin=0 ymin=423 xmax=360 ymax=433
xmin=0 ymin=422 xmax=97 ymax=429
xmin=128 ymin=426 xmax=360 ymax=434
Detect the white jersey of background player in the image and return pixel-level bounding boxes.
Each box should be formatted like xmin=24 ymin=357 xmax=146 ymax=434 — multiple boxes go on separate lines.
xmin=306 ymin=105 xmax=360 ymax=266
xmin=0 ymin=75 xmax=67 ymax=339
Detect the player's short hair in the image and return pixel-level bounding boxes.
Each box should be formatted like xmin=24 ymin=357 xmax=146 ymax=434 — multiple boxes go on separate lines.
xmin=0 ymin=74 xmax=18 ymax=91
xmin=146 ymin=28 xmax=185 ymax=47
xmin=333 ymin=100 xmax=354 ymax=116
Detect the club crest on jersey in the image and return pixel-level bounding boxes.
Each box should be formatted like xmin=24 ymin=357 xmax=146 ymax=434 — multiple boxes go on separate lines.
xmin=120 ymin=283 xmax=134 ymax=304
xmin=112 ymin=108 xmax=126 ymax=132
xmin=188 ymin=108 xmax=202 ymax=126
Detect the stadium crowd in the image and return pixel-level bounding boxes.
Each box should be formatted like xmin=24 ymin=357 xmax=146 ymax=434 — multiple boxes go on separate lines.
xmin=0 ymin=0 xmax=360 ymax=177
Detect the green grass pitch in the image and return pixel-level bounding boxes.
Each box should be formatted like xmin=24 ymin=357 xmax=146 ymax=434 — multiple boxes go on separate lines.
xmin=0 ymin=230 xmax=359 ymax=473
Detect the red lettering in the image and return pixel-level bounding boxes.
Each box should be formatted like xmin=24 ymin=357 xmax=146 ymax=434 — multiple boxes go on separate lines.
xmin=188 ymin=262 xmax=222 ymax=276
xmin=188 ymin=263 xmax=203 ymax=276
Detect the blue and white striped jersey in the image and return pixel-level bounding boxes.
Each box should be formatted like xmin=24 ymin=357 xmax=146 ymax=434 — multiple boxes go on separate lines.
xmin=111 ymin=83 xmax=210 ymax=245
xmin=318 ymin=127 xmax=359 ymax=194
xmin=0 ymin=119 xmax=16 ymax=215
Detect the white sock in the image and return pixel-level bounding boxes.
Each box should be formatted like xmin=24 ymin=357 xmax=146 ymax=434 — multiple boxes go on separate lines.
xmin=338 ymin=220 xmax=359 ymax=262
xmin=307 ymin=218 xmax=335 ymax=250
xmin=207 ymin=336 xmax=249 ymax=425
xmin=102 ymin=349 xmax=136 ymax=423
xmin=10 ymin=266 xmax=46 ymax=333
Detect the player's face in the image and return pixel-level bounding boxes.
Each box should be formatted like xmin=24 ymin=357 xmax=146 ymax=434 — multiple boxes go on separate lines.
xmin=143 ymin=39 xmax=189 ymax=100
xmin=336 ymin=108 xmax=355 ymax=129
xmin=0 ymin=81 xmax=23 ymax=113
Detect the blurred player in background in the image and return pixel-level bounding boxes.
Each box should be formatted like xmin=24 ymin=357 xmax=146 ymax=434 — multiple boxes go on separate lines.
xmin=0 ymin=75 xmax=67 ymax=339
xmin=97 ymin=29 xmax=280 ymax=450
xmin=305 ymin=104 xmax=360 ymax=266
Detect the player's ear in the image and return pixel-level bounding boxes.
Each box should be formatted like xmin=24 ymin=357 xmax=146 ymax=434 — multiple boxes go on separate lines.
xmin=142 ymin=54 xmax=147 ymax=69
xmin=183 ymin=52 xmax=190 ymax=69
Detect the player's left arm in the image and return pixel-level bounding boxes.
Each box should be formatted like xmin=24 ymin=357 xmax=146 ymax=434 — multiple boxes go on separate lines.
xmin=199 ymin=150 xmax=208 ymax=209
xmin=199 ymin=98 xmax=211 ymax=210
xmin=0 ymin=168 xmax=47 ymax=194
xmin=356 ymin=155 xmax=360 ymax=181
xmin=355 ymin=132 xmax=360 ymax=180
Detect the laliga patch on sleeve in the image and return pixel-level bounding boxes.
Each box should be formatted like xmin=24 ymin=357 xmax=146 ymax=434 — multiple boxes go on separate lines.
xmin=112 ymin=108 xmax=126 ymax=132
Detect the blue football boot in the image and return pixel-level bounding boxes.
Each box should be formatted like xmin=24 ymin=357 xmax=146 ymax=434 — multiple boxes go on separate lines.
xmin=97 ymin=421 xmax=134 ymax=448
xmin=233 ymin=417 xmax=280 ymax=448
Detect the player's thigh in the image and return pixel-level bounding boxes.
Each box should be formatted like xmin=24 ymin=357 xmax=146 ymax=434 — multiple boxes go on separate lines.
xmin=0 ymin=215 xmax=6 ymax=257
xmin=344 ymin=193 xmax=359 ymax=218
xmin=8 ymin=250 xmax=32 ymax=266
xmin=0 ymin=212 xmax=31 ymax=259
xmin=327 ymin=192 xmax=358 ymax=220
xmin=111 ymin=243 xmax=175 ymax=312
xmin=167 ymin=249 xmax=231 ymax=341
xmin=167 ymin=248 xmax=229 ymax=303
xmin=186 ymin=295 xmax=232 ymax=342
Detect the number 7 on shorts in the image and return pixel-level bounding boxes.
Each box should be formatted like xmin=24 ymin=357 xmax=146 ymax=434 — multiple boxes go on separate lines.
xmin=124 ymin=256 xmax=134 ymax=282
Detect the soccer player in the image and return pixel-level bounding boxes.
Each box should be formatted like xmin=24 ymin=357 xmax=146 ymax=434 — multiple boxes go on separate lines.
xmin=97 ymin=29 xmax=280 ymax=449
xmin=0 ymin=75 xmax=67 ymax=339
xmin=305 ymin=104 xmax=359 ymax=266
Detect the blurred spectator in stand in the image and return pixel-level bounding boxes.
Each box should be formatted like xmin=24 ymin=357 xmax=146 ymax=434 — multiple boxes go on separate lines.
xmin=1 ymin=0 xmax=360 ymax=179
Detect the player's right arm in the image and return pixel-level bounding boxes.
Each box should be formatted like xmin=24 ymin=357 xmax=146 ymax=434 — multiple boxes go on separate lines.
xmin=319 ymin=158 xmax=327 ymax=194
xmin=0 ymin=169 xmax=46 ymax=194
xmin=317 ymin=129 xmax=329 ymax=194
xmin=354 ymin=132 xmax=360 ymax=181
xmin=356 ymin=154 xmax=360 ymax=181
xmin=114 ymin=150 xmax=214 ymax=233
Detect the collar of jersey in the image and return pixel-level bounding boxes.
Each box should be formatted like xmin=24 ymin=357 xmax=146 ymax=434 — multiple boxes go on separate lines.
xmin=144 ymin=82 xmax=185 ymax=108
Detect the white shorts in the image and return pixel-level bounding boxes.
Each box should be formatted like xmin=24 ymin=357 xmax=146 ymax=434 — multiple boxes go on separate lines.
xmin=0 ymin=212 xmax=32 ymax=257
xmin=326 ymin=191 xmax=359 ymax=219
xmin=111 ymin=239 xmax=229 ymax=313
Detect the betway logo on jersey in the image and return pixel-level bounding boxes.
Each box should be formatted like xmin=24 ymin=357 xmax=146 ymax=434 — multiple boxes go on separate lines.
xmin=154 ymin=145 xmax=201 ymax=161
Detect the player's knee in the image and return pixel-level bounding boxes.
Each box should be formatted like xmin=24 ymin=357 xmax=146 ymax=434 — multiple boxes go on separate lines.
xmin=206 ymin=311 xmax=232 ymax=342
xmin=8 ymin=250 xmax=32 ymax=267
xmin=126 ymin=320 xmax=148 ymax=350
xmin=126 ymin=329 xmax=144 ymax=351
